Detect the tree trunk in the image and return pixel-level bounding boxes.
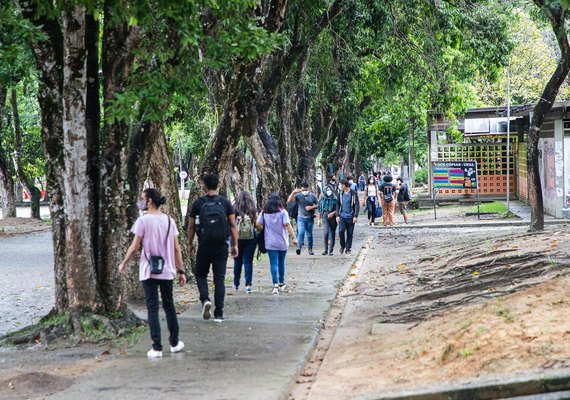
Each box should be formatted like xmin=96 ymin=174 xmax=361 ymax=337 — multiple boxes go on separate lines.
xmin=9 ymin=89 xmax=42 ymax=219
xmin=0 ymin=87 xmax=16 ymax=219
xmin=17 ymin=0 xmax=68 ymax=312
xmin=62 ymin=5 xmax=100 ymax=312
xmin=99 ymin=8 xmax=144 ymax=307
xmin=528 ymin=1 xmax=570 ymax=231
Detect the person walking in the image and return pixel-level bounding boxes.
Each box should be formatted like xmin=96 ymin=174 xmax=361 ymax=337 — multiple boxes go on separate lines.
xmin=187 ymin=173 xmax=238 ymax=323
xmin=233 ymin=191 xmax=258 ymax=293
xmin=256 ymin=193 xmax=298 ymax=294
xmin=119 ymin=188 xmax=186 ymax=358
xmin=287 ymin=182 xmax=318 ymax=255
xmin=358 ymin=173 xmax=366 ymax=191
xmin=347 ymin=175 xmax=358 ymax=192
xmin=336 ymin=179 xmax=359 ymax=255
xmin=328 ymin=175 xmax=339 ymax=195
xmin=396 ymin=177 xmax=411 ymax=224
xmin=363 ymin=175 xmax=379 ymax=226
xmin=318 ymin=185 xmax=338 ymax=255
xmin=379 ymin=175 xmax=397 ymax=226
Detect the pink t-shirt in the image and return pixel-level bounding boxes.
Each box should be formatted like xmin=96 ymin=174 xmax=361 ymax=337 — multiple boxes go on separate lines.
xmin=131 ymin=213 xmax=179 ymax=281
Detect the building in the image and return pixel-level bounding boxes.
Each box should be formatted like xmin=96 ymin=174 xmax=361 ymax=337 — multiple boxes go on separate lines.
xmin=428 ymin=103 xmax=570 ymax=218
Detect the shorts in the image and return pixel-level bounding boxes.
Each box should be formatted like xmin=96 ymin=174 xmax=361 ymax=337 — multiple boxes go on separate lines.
xmin=398 ymin=201 xmax=408 ymax=215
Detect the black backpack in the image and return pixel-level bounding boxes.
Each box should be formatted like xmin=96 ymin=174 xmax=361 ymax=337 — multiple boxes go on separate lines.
xmin=382 ymin=183 xmax=394 ymax=202
xmin=287 ymin=201 xmax=298 ymax=219
xmin=198 ymin=196 xmax=229 ymax=244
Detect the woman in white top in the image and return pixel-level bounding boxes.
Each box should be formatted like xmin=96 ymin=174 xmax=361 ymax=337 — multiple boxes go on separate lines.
xmin=362 ymin=176 xmax=379 ymax=226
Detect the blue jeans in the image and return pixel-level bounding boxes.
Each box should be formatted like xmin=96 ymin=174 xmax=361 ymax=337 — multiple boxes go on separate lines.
xmin=267 ymin=249 xmax=287 ymax=285
xmin=297 ymin=216 xmax=314 ymax=249
xmin=233 ymin=237 xmax=257 ymax=287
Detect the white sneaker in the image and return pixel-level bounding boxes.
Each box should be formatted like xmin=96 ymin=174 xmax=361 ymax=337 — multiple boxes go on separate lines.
xmin=278 ymin=283 xmax=286 ymax=292
xmin=245 ymin=286 xmax=253 ymax=294
xmin=272 ymin=284 xmax=279 ymax=294
xmin=147 ymin=348 xmax=163 ymax=358
xmin=170 ymin=341 xmax=185 ymax=353
xmin=202 ymin=301 xmax=212 ymax=320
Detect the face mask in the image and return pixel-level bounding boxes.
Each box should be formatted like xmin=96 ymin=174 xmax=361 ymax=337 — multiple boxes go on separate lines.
xmin=326 ymin=190 xmax=333 ymax=196
xmin=349 ymin=180 xmax=353 ymax=184
xmin=137 ymin=199 xmax=148 ymax=211
xmin=302 ymin=190 xmax=309 ymax=196
xmin=369 ymin=180 xmax=374 ymax=184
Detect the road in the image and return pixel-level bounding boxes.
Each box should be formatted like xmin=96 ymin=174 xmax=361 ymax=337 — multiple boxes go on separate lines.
xmin=0 ymin=232 xmax=54 ymax=336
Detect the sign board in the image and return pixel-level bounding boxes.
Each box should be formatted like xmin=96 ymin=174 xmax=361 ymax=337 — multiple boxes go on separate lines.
xmin=432 ymin=161 xmax=478 ymax=189
xmin=179 ymin=171 xmax=188 ymax=180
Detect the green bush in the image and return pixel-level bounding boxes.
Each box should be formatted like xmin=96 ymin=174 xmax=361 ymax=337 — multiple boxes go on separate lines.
xmin=415 ymin=168 xmax=428 ymax=184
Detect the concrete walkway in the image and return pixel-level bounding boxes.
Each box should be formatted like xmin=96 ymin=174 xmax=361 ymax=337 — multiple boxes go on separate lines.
xmin=50 ymin=226 xmax=370 ymax=400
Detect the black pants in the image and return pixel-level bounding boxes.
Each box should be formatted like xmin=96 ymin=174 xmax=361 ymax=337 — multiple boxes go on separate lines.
xmin=196 ymin=242 xmax=229 ymax=318
xmin=323 ymin=216 xmax=337 ymax=251
xmin=338 ymin=217 xmax=355 ymax=251
xmin=142 ymin=279 xmax=179 ymax=351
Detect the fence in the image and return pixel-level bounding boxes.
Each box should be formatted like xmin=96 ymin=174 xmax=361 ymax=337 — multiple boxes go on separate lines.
xmin=434 ymin=143 xmax=516 ymax=196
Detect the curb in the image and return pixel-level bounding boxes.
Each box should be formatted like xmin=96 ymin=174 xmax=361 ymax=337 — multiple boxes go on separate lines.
xmin=360 ymin=368 xmax=570 ymax=400
xmin=371 ymin=220 xmax=568 ymax=230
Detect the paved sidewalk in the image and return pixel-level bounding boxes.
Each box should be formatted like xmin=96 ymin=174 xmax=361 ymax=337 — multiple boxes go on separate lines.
xmin=50 ymin=226 xmax=370 ymax=400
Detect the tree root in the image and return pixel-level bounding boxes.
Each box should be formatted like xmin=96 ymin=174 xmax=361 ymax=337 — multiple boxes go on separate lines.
xmin=1 ymin=308 xmax=144 ymax=347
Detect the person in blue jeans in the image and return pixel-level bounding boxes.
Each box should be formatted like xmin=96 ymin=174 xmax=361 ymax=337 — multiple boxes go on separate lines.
xmin=287 ymin=182 xmax=318 ymax=255
xmin=256 ymin=193 xmax=298 ymax=294
xmin=233 ymin=191 xmax=258 ymax=293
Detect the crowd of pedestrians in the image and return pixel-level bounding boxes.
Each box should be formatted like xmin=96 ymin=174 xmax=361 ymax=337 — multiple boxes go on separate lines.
xmin=118 ymin=171 xmax=412 ymax=358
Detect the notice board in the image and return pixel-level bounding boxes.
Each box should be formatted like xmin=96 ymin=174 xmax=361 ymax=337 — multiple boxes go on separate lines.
xmin=432 ymin=161 xmax=478 ymax=189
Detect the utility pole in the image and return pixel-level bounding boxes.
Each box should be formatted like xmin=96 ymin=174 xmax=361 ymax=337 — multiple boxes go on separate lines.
xmin=506 ymin=66 xmax=511 ymax=211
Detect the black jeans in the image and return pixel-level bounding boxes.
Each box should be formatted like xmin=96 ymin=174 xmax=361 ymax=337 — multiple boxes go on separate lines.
xmin=322 ymin=216 xmax=337 ymax=251
xmin=366 ymin=197 xmax=377 ymax=223
xmin=142 ymin=279 xmax=179 ymax=351
xmin=338 ymin=217 xmax=355 ymax=251
xmin=196 ymin=242 xmax=229 ymax=318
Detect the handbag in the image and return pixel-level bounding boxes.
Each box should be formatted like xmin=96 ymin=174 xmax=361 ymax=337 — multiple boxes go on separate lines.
xmin=145 ymin=216 xmax=171 ymax=274
xmin=257 ymin=213 xmax=267 ymax=255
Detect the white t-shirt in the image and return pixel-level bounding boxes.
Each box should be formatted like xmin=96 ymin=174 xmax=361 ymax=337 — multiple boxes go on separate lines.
xmin=366 ymin=184 xmax=377 ymax=198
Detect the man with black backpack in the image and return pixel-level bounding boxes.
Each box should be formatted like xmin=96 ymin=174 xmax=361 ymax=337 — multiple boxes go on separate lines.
xmin=187 ymin=173 xmax=238 ymax=323
xmin=287 ymin=182 xmax=319 ymax=255
xmin=336 ymin=179 xmax=360 ymax=255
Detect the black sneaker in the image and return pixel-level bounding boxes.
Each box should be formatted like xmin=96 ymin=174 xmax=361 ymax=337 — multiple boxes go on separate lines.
xmin=339 ymin=247 xmax=345 ymax=254
xmin=329 ymin=250 xmax=334 ymax=256
xmin=296 ymin=248 xmax=301 ymax=255
xmin=321 ymin=250 xmax=328 ymax=255
xmin=202 ymin=300 xmax=212 ymax=320
xmin=345 ymin=250 xmax=351 ymax=255
xmin=308 ymin=249 xmax=314 ymax=255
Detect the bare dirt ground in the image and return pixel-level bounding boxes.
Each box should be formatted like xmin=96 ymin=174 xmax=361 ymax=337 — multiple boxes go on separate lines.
xmin=290 ymin=206 xmax=570 ymax=399
xmin=0 ymin=217 xmax=51 ymax=236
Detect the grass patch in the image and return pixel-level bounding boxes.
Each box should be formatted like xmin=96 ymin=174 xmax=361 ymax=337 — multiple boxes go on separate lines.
xmin=469 ymin=201 xmax=508 ymax=214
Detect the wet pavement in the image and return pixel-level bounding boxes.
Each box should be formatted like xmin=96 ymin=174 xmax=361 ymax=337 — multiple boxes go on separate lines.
xmin=0 ymin=232 xmax=54 ymax=336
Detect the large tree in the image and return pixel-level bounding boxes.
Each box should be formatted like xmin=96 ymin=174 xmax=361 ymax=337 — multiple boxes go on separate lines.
xmin=526 ymin=0 xmax=570 ymax=231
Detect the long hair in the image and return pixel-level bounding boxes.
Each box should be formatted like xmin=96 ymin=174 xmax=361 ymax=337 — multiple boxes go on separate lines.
xmin=263 ymin=193 xmax=283 ymax=214
xmin=235 ymin=191 xmax=257 ymax=221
